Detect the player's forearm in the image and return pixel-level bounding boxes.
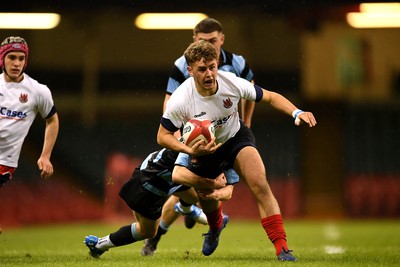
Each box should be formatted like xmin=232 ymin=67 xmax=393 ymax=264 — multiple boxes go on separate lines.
xmin=214 ymin=185 xmax=234 ymax=201
xmin=265 ymin=91 xmax=298 ymax=117
xmin=41 ymin=114 xmax=59 ymax=159
xmin=157 ymin=125 xmax=191 ymax=154
xmin=172 ymin=166 xmax=216 ymax=190
xmin=198 ymin=185 xmax=234 ymax=201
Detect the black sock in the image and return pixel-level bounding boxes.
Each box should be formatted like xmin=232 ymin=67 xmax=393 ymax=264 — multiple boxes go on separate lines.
xmin=109 ymin=225 xmax=135 ymax=246
xmin=154 ymin=225 xmax=167 ymax=241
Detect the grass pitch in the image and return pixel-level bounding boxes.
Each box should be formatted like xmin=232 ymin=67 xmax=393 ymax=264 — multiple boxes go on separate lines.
xmin=1 ymin=219 xmax=399 ymax=266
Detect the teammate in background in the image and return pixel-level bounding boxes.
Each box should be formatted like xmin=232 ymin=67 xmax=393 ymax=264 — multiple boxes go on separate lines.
xmin=163 ymin=18 xmax=255 ymax=125
xmin=157 ymin=40 xmax=317 ymax=261
xmin=142 ymin=17 xmax=256 ymax=256
xmin=84 ymin=148 xmax=237 ymax=258
xmin=0 ymin=36 xmax=59 ymax=187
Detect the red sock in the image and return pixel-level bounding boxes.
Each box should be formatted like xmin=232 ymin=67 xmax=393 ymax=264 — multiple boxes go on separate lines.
xmin=205 ymin=204 xmax=223 ymax=232
xmin=261 ymin=214 xmax=288 ymax=255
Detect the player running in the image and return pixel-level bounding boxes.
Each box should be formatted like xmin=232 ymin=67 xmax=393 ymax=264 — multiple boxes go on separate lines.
xmin=0 ymin=36 xmax=59 ymax=186
xmin=142 ymin=17 xmax=256 ymax=255
xmin=157 ymin=40 xmax=317 ymax=261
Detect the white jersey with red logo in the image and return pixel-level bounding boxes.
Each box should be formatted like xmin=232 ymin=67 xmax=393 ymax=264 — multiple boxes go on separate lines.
xmin=162 ymin=70 xmax=263 ymax=145
xmin=0 ymin=73 xmax=55 ymax=167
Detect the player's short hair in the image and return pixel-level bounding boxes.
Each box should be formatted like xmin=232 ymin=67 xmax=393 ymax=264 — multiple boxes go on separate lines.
xmin=193 ymin=18 xmax=223 ymax=35
xmin=0 ymin=36 xmax=29 ymax=70
xmin=184 ymin=40 xmax=218 ymax=66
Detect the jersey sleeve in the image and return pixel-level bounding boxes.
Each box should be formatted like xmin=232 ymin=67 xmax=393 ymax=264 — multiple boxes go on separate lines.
xmin=219 ymin=71 xmax=261 ymax=102
xmin=161 ymin=86 xmax=189 ymax=131
xmin=224 ymin=169 xmax=239 ymax=185
xmin=36 ymin=84 xmax=56 ymax=119
xmin=175 ymin=152 xmax=191 ymax=167
xmin=166 ymin=56 xmax=189 ymax=95
xmin=219 ymin=49 xmax=254 ymax=82
xmin=236 ymin=77 xmax=263 ymax=102
xmin=232 ymin=54 xmax=254 ymax=82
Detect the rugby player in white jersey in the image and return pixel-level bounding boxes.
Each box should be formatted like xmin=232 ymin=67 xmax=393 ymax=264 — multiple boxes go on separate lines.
xmin=142 ymin=17 xmax=256 ymax=256
xmin=0 ymin=36 xmax=59 ymax=187
xmin=157 ymin=40 xmax=317 ymax=261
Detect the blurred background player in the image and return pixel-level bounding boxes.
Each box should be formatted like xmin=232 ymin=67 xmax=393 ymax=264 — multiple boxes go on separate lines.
xmin=0 ymin=36 xmax=59 ymax=233
xmin=84 ymin=147 xmax=231 ymax=258
xmin=142 ymin=17 xmax=256 ymax=256
xmin=163 ymin=17 xmax=255 ymax=124
xmin=0 ymin=36 xmax=59 ymax=187
xmin=157 ymin=40 xmax=317 ymax=260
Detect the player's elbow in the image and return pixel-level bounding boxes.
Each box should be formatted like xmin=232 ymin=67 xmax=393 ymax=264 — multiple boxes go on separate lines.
xmin=156 ymin=132 xmax=168 ymax=147
xmin=156 ymin=135 xmax=163 ymax=146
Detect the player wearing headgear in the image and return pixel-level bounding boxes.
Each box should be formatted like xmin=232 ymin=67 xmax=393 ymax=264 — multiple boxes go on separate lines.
xmin=0 ymin=36 xmax=59 ymax=187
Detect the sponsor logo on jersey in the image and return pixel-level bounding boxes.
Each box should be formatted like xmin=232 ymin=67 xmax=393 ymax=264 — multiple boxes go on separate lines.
xmin=0 ymin=107 xmax=28 ymax=119
xmin=19 ymin=93 xmax=28 ymax=103
xmin=223 ymin=98 xmax=233 ymax=109
xmin=213 ymin=114 xmax=233 ymax=128
xmin=194 ymin=111 xmax=206 ymax=118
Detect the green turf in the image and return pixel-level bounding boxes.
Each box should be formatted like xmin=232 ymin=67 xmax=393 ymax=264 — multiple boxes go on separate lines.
xmin=1 ymin=219 xmax=399 ymax=266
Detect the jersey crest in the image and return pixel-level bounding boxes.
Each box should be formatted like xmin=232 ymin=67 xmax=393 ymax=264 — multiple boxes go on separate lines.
xmin=19 ymin=93 xmax=28 ymax=103
xmin=223 ymin=98 xmax=233 ymax=109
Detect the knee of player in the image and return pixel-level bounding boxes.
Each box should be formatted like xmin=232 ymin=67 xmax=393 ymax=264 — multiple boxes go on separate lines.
xmin=139 ymin=227 xmax=158 ymax=239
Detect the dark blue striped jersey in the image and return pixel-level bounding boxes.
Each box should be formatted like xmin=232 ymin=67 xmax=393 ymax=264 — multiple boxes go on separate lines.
xmin=139 ymin=148 xmax=182 ymax=196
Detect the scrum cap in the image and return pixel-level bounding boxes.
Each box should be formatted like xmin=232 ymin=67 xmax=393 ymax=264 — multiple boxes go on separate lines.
xmin=0 ymin=36 xmax=29 ymax=70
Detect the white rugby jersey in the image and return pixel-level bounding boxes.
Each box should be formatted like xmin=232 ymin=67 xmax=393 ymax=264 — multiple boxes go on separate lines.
xmin=0 ymin=73 xmax=55 ymax=167
xmin=163 ymin=70 xmax=263 ymax=145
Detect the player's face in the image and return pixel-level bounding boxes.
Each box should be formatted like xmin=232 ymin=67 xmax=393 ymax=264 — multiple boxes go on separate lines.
xmin=188 ymin=58 xmax=218 ymax=96
xmin=194 ymin=31 xmax=225 ymax=59
xmin=4 ymin=52 xmax=25 ymax=82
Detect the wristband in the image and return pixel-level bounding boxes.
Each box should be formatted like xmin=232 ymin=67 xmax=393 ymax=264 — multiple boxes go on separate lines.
xmin=292 ymin=109 xmax=303 ymax=119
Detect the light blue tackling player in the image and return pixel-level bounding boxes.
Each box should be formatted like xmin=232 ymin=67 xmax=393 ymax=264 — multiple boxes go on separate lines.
xmin=142 ymin=17 xmax=255 ymax=256
xmin=163 ymin=18 xmax=255 ymax=126
xmin=84 ymin=147 xmax=238 ymax=258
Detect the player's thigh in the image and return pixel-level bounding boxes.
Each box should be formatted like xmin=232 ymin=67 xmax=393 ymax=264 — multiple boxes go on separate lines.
xmin=234 ymin=146 xmax=268 ymax=188
xmin=234 ymin=146 xmax=265 ymax=176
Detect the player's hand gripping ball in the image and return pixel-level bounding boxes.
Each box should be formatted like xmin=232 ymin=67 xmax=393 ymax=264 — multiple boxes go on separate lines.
xmin=182 ymin=119 xmax=215 ymax=147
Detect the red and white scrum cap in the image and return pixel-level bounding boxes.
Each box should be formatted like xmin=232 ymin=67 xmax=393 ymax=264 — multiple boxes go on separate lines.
xmin=0 ymin=36 xmax=29 ymax=70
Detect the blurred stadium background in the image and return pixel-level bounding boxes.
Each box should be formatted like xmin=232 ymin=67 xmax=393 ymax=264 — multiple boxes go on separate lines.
xmin=1 ymin=0 xmax=399 ymax=227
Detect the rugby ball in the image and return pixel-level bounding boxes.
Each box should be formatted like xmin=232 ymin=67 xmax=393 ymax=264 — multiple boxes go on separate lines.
xmin=182 ymin=119 xmax=215 ymax=147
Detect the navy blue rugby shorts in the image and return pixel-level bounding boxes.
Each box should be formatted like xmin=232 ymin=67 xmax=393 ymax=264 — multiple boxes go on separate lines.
xmin=119 ymin=168 xmax=167 ymax=220
xmin=189 ymin=121 xmax=256 ymax=179
xmin=119 ymin=167 xmax=190 ymax=220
